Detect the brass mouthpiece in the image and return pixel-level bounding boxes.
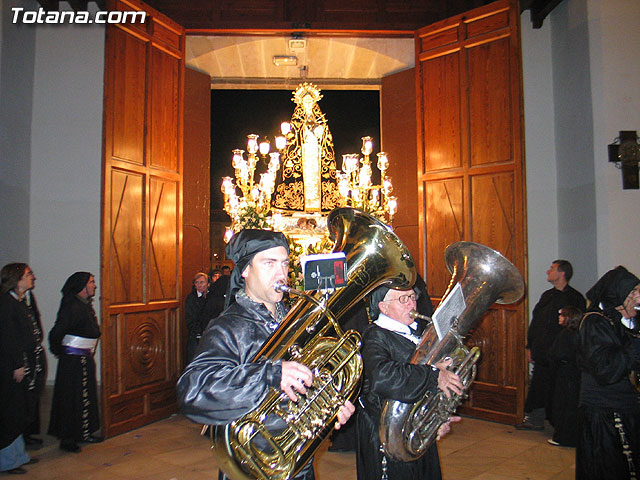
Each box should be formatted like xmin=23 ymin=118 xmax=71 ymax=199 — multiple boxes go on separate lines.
xmin=273 ymin=283 xmax=291 ymax=293
xmin=409 ymin=310 xmax=432 ymax=322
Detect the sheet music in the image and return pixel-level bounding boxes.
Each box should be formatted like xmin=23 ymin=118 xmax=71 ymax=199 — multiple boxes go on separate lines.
xmin=432 ymin=282 xmax=466 ymax=340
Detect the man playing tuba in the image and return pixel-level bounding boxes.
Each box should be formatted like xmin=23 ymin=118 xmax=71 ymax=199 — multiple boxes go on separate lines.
xmin=177 ymin=229 xmax=354 ymax=480
xmin=356 ymin=285 xmax=463 ymax=480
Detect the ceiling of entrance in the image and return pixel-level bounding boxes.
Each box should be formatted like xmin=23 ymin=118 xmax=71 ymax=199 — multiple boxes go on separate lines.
xmin=186 ymin=36 xmax=415 ymax=89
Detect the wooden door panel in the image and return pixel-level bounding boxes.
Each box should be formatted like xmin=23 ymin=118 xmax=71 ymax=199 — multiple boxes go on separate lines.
xmin=422 ymin=53 xmax=461 ymax=172
xmin=468 ymin=38 xmax=512 ymax=166
xmin=149 ymin=47 xmax=180 ymax=172
xmin=149 ymin=176 xmax=178 ymax=301
xmin=416 ymin=0 xmax=527 ymax=424
xmin=110 ymin=169 xmax=144 ymax=304
xmin=102 ymin=0 xmax=184 ymax=437
xmin=124 ymin=310 xmax=168 ymax=388
xmin=471 ymin=172 xmax=515 ymax=258
xmin=425 ymin=178 xmax=463 ymax=296
xmin=111 ymin=30 xmax=146 ymax=165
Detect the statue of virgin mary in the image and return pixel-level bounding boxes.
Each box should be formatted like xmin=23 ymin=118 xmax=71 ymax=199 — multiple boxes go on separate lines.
xmin=272 ymin=83 xmax=341 ymax=212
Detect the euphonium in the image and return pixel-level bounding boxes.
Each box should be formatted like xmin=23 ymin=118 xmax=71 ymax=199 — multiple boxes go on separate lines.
xmin=379 ymin=241 xmax=524 ymax=462
xmin=212 ymin=207 xmax=416 ymax=480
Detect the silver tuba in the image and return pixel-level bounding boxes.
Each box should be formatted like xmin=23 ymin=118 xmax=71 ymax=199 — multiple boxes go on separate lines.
xmin=212 ymin=207 xmax=416 ymax=480
xmin=379 ymin=241 xmax=524 ymax=462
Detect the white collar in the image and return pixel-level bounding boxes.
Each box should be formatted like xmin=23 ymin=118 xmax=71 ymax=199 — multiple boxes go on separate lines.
xmin=374 ymin=313 xmax=420 ymax=344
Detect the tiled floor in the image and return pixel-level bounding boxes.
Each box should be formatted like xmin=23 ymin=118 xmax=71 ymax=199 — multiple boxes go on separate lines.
xmin=17 ymin=406 xmax=575 ymax=479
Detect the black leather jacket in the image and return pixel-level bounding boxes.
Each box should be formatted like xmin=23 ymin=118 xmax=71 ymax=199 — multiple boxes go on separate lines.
xmin=177 ymin=292 xmax=283 ymax=425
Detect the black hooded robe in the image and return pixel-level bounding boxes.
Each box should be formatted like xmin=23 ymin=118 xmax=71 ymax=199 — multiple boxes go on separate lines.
xmin=576 ymin=266 xmax=640 ymax=480
xmin=47 ymin=295 xmax=101 ymax=443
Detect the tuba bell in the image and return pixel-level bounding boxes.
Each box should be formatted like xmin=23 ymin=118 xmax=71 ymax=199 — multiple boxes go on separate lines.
xmin=379 ymin=241 xmax=524 ymax=462
xmin=212 ymin=207 xmax=416 ymax=480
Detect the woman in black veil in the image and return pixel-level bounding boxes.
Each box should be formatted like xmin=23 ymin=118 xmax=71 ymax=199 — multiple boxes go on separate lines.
xmin=576 ymin=266 xmax=640 ymax=479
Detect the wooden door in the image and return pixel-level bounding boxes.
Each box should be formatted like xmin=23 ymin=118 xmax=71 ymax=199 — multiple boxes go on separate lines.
xmin=416 ymin=0 xmax=528 ymax=423
xmin=101 ymin=0 xmax=185 ymax=436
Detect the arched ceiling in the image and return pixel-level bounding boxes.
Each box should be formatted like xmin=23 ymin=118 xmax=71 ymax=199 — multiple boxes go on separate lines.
xmin=186 ymin=36 xmax=415 ymax=89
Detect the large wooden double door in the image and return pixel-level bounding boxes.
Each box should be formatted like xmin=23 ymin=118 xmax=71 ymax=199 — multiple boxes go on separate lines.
xmin=100 ymin=0 xmax=526 ymax=435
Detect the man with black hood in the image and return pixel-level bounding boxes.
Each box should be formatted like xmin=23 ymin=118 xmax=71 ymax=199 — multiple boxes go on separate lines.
xmin=48 ymin=272 xmax=102 ymax=453
xmin=576 ymin=265 xmax=640 ymax=479
xmin=177 ymin=229 xmax=354 ymax=480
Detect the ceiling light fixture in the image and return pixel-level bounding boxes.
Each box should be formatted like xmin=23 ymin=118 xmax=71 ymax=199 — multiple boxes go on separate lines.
xmin=273 ymin=55 xmax=297 ymax=67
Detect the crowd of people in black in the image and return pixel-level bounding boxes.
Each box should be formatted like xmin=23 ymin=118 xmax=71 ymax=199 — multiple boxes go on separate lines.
xmin=515 ymin=260 xmax=640 ymax=480
xmin=2 ymin=245 xmax=639 ymax=479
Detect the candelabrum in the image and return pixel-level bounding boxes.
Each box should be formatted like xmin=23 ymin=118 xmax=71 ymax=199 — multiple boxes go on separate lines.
xmin=336 ymin=136 xmax=397 ymax=224
xmin=221 ymin=134 xmax=286 ymax=242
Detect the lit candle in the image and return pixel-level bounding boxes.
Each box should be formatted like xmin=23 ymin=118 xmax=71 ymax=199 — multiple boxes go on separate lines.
xmin=361 ymin=136 xmax=373 ymax=156
xmin=247 ymin=134 xmax=259 ymax=154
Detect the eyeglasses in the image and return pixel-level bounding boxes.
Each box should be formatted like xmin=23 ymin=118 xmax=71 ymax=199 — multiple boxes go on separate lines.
xmin=385 ymin=293 xmax=416 ymax=304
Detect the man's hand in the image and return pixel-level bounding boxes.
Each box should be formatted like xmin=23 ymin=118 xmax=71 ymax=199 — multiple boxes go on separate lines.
xmin=334 ymin=400 xmax=356 ymax=430
xmin=434 ymin=358 xmax=464 ymax=398
xmin=526 ymin=348 xmax=532 ymax=364
xmin=436 ymin=415 xmax=461 ymax=440
xmin=281 ymin=360 xmax=314 ymax=402
xmin=13 ymin=366 xmax=25 ymax=383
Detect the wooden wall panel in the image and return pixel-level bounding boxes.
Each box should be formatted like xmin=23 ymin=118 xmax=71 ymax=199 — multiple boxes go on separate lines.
xmin=182 ymin=67 xmax=211 ymax=304
xmin=381 ymin=68 xmax=419 ymax=263
xmin=102 ymin=0 xmax=184 ymax=437
xmin=416 ymin=0 xmax=527 ymax=424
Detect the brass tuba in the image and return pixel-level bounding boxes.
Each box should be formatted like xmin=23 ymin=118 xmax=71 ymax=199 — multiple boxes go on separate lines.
xmin=212 ymin=207 xmax=416 ymax=480
xmin=379 ymin=241 xmax=524 ymax=462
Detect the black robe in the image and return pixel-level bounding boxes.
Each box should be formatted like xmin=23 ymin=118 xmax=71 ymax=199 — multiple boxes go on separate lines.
xmin=0 ymin=292 xmax=35 ymax=449
xmin=356 ymin=320 xmax=442 ymax=480
xmin=576 ymin=311 xmax=640 ymax=479
xmin=548 ymin=327 xmax=580 ymax=446
xmin=525 ymin=285 xmax=585 ymax=414
xmin=48 ymin=295 xmax=101 ymax=442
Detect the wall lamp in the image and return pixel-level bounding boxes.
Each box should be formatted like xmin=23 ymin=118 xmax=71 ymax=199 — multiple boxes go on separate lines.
xmin=608 ymin=130 xmax=640 ymax=189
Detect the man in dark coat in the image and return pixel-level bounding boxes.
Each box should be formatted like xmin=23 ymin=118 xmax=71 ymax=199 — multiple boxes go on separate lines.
xmin=576 ymin=266 xmax=640 ymax=479
xmin=184 ymin=272 xmax=210 ymax=363
xmin=516 ymin=259 xmax=586 ymax=430
xmin=356 ymin=285 xmax=463 ymax=480
xmin=177 ymin=229 xmax=355 ymax=480
xmin=48 ymin=272 xmax=102 ymax=453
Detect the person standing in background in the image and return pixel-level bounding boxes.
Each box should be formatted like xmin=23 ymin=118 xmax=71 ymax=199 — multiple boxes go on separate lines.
xmin=48 ymin=272 xmax=102 ymax=453
xmin=0 ymin=263 xmax=40 ymax=474
xmin=547 ymin=305 xmax=583 ymax=447
xmin=516 ymin=260 xmax=586 ymax=430
xmin=184 ymin=272 xmax=210 ymax=363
